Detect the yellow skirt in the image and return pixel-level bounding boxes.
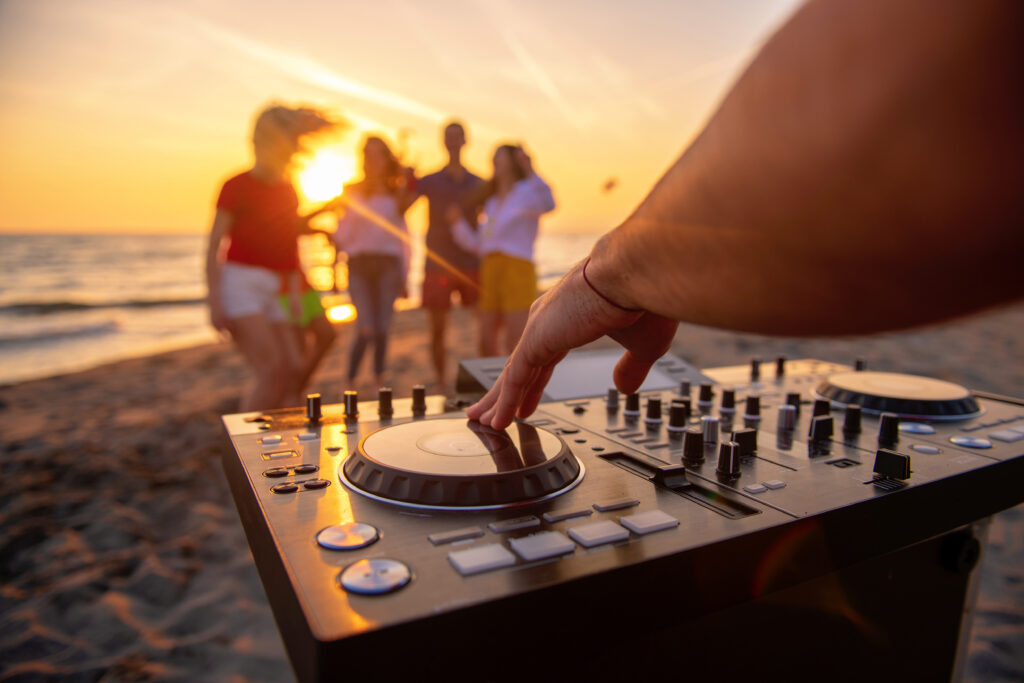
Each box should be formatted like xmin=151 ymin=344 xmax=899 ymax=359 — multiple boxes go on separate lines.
xmin=479 ymin=252 xmax=537 ymax=312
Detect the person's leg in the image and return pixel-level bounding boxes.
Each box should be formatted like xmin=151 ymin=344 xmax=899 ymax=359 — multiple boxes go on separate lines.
xmin=346 ymin=263 xmax=375 ymax=382
xmin=228 ymin=314 xmax=290 ymax=411
xmin=504 ymin=309 xmax=530 ymax=353
xmin=299 ymin=314 xmax=336 ymax=391
xmin=270 ymin=321 xmax=306 ymax=407
xmin=428 ymin=308 xmax=449 ymax=385
xmin=372 ymin=258 xmax=402 ymax=383
xmin=479 ymin=311 xmax=501 ymax=357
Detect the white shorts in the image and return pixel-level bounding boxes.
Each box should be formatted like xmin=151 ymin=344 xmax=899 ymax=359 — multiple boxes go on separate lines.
xmin=219 ymin=262 xmax=288 ymax=323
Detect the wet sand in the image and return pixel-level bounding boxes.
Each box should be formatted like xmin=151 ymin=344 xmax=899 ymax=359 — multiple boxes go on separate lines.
xmin=1 ymin=302 xmax=1022 ymax=681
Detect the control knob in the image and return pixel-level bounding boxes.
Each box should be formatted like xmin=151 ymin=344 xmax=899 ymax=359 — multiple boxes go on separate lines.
xmin=411 ymin=385 xmax=427 ymax=416
xmin=378 ymin=387 xmax=394 ymax=418
xmin=743 ymin=395 xmax=761 ymax=427
xmin=878 ymin=412 xmax=900 ymax=447
xmin=697 ymin=383 xmax=714 ymax=413
xmin=343 ymin=390 xmax=359 ymax=419
xmin=716 ymin=441 xmax=741 ymax=479
xmin=775 ymin=356 xmax=786 ymax=378
xmin=624 ymin=393 xmax=641 ymax=417
xmin=701 ymin=415 xmax=720 ymax=444
xmin=812 ymin=399 xmax=831 ymax=417
xmin=682 ymin=426 xmax=704 ymax=465
xmin=785 ymin=392 xmax=802 ymax=417
xmin=842 ymin=404 xmax=861 ymax=435
xmin=306 ymin=393 xmax=322 ymax=424
xmin=606 ymin=387 xmax=619 ymax=410
xmin=668 ymin=400 xmax=690 ymax=433
xmin=730 ymin=427 xmax=757 ymax=458
xmin=645 ymin=397 xmax=663 ymax=425
xmin=720 ymin=389 xmax=736 ymax=417
xmin=776 ymin=404 xmax=797 ymax=432
xmin=809 ymin=415 xmax=834 ymax=442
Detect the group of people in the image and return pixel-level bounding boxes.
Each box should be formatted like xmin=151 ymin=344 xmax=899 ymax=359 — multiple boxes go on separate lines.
xmin=206 ymin=110 xmax=555 ymax=410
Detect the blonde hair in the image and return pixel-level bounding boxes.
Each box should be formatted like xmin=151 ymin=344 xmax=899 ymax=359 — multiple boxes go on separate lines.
xmin=252 ymin=104 xmax=341 ymax=155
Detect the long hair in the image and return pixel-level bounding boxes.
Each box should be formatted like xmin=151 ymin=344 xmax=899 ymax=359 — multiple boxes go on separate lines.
xmin=359 ymin=135 xmax=404 ymax=195
xmin=476 ymin=144 xmax=529 ymax=205
xmin=252 ymin=104 xmax=339 ymax=156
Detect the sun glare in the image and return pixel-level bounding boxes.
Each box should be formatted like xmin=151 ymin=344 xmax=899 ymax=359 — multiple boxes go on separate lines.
xmin=296 ymin=149 xmax=357 ymax=203
xmin=326 ymin=304 xmax=357 ymax=323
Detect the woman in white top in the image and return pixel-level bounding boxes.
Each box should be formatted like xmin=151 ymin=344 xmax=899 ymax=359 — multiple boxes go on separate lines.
xmin=333 ymin=136 xmax=413 ymax=386
xmin=451 ymin=144 xmax=555 ymax=356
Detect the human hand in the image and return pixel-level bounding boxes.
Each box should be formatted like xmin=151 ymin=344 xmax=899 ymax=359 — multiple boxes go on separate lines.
xmin=514 ymin=147 xmax=533 ymax=177
xmin=467 ymin=259 xmax=678 ymax=429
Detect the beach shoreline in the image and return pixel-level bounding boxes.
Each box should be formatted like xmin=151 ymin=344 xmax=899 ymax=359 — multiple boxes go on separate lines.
xmin=2 ymin=302 xmax=1022 ymax=681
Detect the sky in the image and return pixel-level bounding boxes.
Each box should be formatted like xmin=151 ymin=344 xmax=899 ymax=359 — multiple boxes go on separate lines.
xmin=0 ymin=0 xmax=801 ymax=235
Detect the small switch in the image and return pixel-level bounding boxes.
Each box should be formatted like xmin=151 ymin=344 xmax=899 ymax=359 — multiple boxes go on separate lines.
xmin=873 ymin=449 xmax=911 ymax=480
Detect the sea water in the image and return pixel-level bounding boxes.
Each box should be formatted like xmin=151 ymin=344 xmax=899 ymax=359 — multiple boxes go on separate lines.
xmin=0 ymin=230 xmax=601 ymax=384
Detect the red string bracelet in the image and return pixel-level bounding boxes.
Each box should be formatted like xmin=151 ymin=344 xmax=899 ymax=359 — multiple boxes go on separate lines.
xmin=581 ymin=257 xmax=643 ymax=313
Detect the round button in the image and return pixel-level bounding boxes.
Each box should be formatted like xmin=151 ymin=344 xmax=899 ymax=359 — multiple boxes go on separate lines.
xmin=271 ymin=483 xmax=299 ymax=494
xmin=293 ymin=464 xmax=319 ymax=474
xmin=264 ymin=467 xmax=290 ymax=478
xmin=317 ymin=522 xmax=380 ymax=550
xmin=900 ymin=422 xmax=936 ymax=435
xmin=911 ymin=444 xmax=941 ymax=454
xmin=949 ymin=435 xmax=992 ymax=449
xmin=303 ymin=478 xmax=330 ymax=490
xmin=338 ymin=558 xmax=411 ymax=595
xmin=591 ymin=446 xmax=605 ymax=452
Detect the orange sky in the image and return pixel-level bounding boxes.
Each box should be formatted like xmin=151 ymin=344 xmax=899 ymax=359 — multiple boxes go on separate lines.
xmin=0 ymin=0 xmax=799 ymax=234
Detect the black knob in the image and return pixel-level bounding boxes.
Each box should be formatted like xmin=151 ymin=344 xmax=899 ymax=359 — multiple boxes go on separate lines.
xmin=716 ymin=441 xmax=741 ymax=479
xmin=645 ymin=398 xmax=663 ymax=423
xmin=878 ymin=412 xmax=899 ymax=446
xmin=698 ymin=383 xmax=714 ymax=404
xmin=873 ymin=448 xmax=910 ymax=480
xmin=720 ymin=389 xmax=736 ymax=412
xmin=606 ymin=387 xmax=619 ymax=410
xmin=809 ymin=415 xmax=834 ymax=441
xmin=855 ymin=358 xmax=867 ymax=371
xmin=679 ymin=380 xmax=691 ymax=398
xmin=682 ymin=426 xmax=704 ymax=464
xmin=785 ymin=392 xmax=802 ymax=417
xmin=812 ymin=399 xmax=831 ymax=417
xmin=378 ymin=387 xmax=393 ymax=417
xmin=624 ymin=393 xmax=640 ymax=415
xmin=777 ymin=404 xmax=797 ymax=432
xmin=668 ymin=401 xmax=689 ymax=432
xmin=776 ymin=356 xmax=786 ymax=378
xmin=750 ymin=358 xmax=761 ymax=382
xmin=306 ymin=393 xmax=322 ymax=424
xmin=412 ymin=385 xmax=427 ymax=415
xmin=744 ymin=395 xmax=760 ymax=418
xmin=843 ymin=404 xmax=861 ymax=435
xmin=342 ymin=390 xmax=359 ymax=419
xmin=730 ymin=428 xmax=757 ymax=457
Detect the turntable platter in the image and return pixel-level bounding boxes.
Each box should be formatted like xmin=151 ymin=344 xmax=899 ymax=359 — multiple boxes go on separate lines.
xmin=815 ymin=371 xmax=982 ymax=420
xmin=341 ymin=418 xmax=583 ymax=509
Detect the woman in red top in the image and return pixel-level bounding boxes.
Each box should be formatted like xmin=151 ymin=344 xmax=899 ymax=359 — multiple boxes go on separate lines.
xmin=206 ymin=105 xmax=337 ymax=411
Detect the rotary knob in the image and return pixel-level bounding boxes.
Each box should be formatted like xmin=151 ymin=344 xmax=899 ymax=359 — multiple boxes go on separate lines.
xmin=624 ymin=393 xmax=641 ymax=417
xmin=842 ymin=404 xmax=861 ymax=435
xmin=878 ymin=412 xmax=900 ymax=447
xmin=730 ymin=427 xmax=757 ymax=458
xmin=701 ymin=415 xmax=720 ymax=444
xmin=777 ymin=404 xmax=797 ymax=432
xmin=716 ymin=441 xmax=741 ymax=479
xmin=697 ymin=383 xmax=714 ymax=413
xmin=785 ymin=392 xmax=802 ymax=418
xmin=679 ymin=380 xmax=692 ymax=399
xmin=306 ymin=393 xmax=322 ymax=424
xmin=720 ymin=388 xmax=736 ymax=416
xmin=343 ymin=390 xmax=359 ymax=419
xmin=668 ymin=401 xmax=689 ymax=434
xmin=744 ymin=395 xmax=761 ymax=420
xmin=411 ymin=385 xmax=427 ymax=416
xmin=645 ymin=397 xmax=663 ymax=424
xmin=775 ymin=356 xmax=786 ymax=378
xmin=750 ymin=358 xmax=761 ymax=382
xmin=378 ymin=387 xmax=394 ymax=418
xmin=606 ymin=387 xmax=619 ymax=410
xmin=682 ymin=426 xmax=704 ymax=464
xmin=812 ymin=399 xmax=831 ymax=417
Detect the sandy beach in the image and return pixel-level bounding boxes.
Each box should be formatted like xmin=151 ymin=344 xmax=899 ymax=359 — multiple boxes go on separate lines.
xmin=2 ymin=302 xmax=1022 ymax=681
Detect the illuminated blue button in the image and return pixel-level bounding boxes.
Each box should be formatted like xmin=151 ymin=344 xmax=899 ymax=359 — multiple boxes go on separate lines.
xmin=338 ymin=558 xmax=411 ymax=595
xmin=949 ymin=435 xmax=993 ymax=449
xmin=899 ymin=422 xmax=935 ymax=435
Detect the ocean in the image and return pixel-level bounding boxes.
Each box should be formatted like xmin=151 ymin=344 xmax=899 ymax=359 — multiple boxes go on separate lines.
xmin=0 ymin=230 xmax=601 ymax=385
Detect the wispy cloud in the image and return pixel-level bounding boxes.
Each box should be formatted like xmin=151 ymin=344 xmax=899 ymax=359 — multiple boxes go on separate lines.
xmin=190 ymin=16 xmax=448 ymax=124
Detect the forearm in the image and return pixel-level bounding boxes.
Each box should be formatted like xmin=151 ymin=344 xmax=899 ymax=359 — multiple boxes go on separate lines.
xmin=591 ymin=0 xmax=1023 ymax=335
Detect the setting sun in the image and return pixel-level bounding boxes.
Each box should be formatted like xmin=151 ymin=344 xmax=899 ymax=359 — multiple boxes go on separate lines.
xmin=296 ymin=148 xmax=357 ymax=203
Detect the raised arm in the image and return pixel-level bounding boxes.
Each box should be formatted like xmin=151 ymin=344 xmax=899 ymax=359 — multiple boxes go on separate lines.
xmin=469 ymin=0 xmax=1024 ymax=429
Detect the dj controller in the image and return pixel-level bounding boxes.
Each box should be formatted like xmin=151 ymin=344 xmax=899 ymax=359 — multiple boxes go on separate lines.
xmin=220 ymin=351 xmax=1024 ymax=682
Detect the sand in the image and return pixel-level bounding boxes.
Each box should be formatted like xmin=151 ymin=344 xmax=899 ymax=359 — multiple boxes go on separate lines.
xmin=1 ymin=302 xmax=1022 ymax=682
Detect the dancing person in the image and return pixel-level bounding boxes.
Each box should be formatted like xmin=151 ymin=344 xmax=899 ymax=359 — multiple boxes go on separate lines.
xmin=333 ymin=136 xmax=414 ymax=388
xmin=279 ymin=270 xmax=336 ymax=396
xmin=206 ymin=104 xmax=339 ymax=411
xmin=469 ymin=0 xmax=1024 ymax=430
xmin=450 ymin=144 xmax=555 ymax=356
xmin=414 ymin=121 xmax=485 ymax=390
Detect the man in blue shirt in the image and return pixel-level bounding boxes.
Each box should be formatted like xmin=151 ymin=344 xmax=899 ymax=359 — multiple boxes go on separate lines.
xmin=415 ymin=121 xmax=485 ymax=390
